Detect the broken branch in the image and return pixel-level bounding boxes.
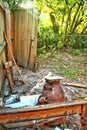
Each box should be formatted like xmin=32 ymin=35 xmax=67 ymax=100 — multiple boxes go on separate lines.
xmin=29 ymin=72 xmax=52 ymax=95
xmin=62 ymin=82 xmax=87 ymax=89
xmin=4 ymin=33 xmax=26 ymax=85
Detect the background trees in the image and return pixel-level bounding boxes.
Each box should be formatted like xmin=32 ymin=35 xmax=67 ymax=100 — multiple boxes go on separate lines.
xmin=2 ymin=0 xmax=87 ymax=50
xmin=36 ymin=0 xmax=87 ymax=50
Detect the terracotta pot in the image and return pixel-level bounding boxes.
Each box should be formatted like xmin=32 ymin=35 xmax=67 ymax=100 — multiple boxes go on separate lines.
xmin=42 ymin=76 xmax=64 ymax=103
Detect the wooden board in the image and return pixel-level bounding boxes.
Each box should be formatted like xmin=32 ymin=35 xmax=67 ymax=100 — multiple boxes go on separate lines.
xmin=13 ymin=8 xmax=38 ymax=71
xmin=0 ymin=5 xmax=6 ymax=94
xmin=28 ymin=8 xmax=38 ymax=71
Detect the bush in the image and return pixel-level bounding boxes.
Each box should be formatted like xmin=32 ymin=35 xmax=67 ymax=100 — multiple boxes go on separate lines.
xmin=38 ymin=26 xmax=87 ymax=53
xmin=38 ymin=26 xmax=61 ymax=50
xmin=68 ymin=48 xmax=80 ymax=55
xmin=66 ymin=34 xmax=87 ymax=49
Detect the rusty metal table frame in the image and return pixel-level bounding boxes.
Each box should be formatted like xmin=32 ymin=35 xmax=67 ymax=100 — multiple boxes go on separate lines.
xmin=0 ymin=99 xmax=87 ymax=129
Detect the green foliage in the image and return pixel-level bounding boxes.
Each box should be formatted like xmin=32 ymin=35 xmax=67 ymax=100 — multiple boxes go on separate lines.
xmin=73 ymin=49 xmax=80 ymax=55
xmin=38 ymin=26 xmax=61 ymax=50
xmin=65 ymin=34 xmax=87 ymax=49
xmin=36 ymin=0 xmax=87 ymax=51
xmin=60 ymin=123 xmax=67 ymax=129
xmin=61 ymin=69 xmax=78 ymax=78
xmin=3 ymin=0 xmax=87 ymax=51
xmin=38 ymin=52 xmax=51 ymax=60
xmin=83 ymin=48 xmax=87 ymax=53
xmin=52 ymin=55 xmax=61 ymax=69
xmin=68 ymin=48 xmax=80 ymax=55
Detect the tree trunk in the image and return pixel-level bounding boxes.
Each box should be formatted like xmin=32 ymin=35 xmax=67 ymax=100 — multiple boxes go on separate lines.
xmin=70 ymin=2 xmax=83 ymax=33
xmin=81 ymin=25 xmax=87 ymax=34
xmin=65 ymin=3 xmax=76 ymax=35
xmin=50 ymin=12 xmax=59 ymax=33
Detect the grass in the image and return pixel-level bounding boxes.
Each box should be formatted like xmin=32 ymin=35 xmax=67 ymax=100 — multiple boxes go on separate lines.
xmin=61 ymin=69 xmax=78 ymax=78
xmin=38 ymin=52 xmax=51 ymax=60
xmin=38 ymin=50 xmax=87 ymax=82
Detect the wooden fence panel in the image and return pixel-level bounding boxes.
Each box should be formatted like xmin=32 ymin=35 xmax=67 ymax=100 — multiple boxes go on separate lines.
xmin=28 ymin=8 xmax=38 ymax=71
xmin=14 ymin=8 xmax=38 ymax=71
xmin=0 ymin=5 xmax=6 ymax=94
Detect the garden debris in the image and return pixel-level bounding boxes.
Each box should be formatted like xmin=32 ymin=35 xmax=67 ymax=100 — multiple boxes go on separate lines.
xmin=29 ymin=72 xmax=52 ymax=95
xmin=54 ymin=127 xmax=61 ymax=130
xmin=4 ymin=92 xmax=20 ymax=105
xmin=4 ymin=94 xmax=40 ymax=108
xmin=1 ymin=66 xmax=87 ymax=129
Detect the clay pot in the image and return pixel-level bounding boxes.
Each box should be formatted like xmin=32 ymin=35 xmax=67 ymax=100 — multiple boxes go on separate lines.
xmin=42 ymin=76 xmax=64 ymax=103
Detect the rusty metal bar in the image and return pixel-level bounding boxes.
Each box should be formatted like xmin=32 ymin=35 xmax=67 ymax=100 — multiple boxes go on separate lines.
xmin=0 ymin=100 xmax=87 ymax=126
xmin=0 ymin=105 xmax=81 ymax=123
xmin=4 ymin=61 xmax=14 ymax=92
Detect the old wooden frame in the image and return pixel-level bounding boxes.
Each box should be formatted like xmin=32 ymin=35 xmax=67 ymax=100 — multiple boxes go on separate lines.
xmin=0 ymin=99 xmax=87 ymax=129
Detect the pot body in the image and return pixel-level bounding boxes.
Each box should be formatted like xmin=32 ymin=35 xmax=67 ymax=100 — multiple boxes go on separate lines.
xmin=42 ymin=79 xmax=64 ymax=103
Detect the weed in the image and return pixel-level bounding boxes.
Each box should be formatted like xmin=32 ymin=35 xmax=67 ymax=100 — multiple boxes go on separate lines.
xmin=52 ymin=55 xmax=61 ymax=69
xmin=38 ymin=52 xmax=51 ymax=60
xmin=83 ymin=48 xmax=87 ymax=54
xmin=68 ymin=48 xmax=80 ymax=55
xmin=73 ymin=49 xmax=80 ymax=55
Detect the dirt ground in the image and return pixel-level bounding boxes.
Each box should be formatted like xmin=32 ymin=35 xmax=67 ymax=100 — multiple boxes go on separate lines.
xmin=5 ymin=50 xmax=86 ymax=96
xmin=38 ymin=50 xmax=87 ymax=84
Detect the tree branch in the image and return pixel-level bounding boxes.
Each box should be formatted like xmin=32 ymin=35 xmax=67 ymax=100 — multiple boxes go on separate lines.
xmin=81 ymin=25 xmax=87 ymax=34
xmin=71 ymin=17 xmax=83 ymax=33
xmin=70 ymin=2 xmax=83 ymax=33
xmin=65 ymin=2 xmax=76 ymax=35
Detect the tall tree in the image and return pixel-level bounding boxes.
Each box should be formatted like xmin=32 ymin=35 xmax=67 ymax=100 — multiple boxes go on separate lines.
xmin=36 ymin=0 xmax=87 ymax=34
xmin=36 ymin=0 xmax=87 ymax=48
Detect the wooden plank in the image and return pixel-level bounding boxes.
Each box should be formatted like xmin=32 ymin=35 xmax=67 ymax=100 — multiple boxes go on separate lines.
xmin=13 ymin=8 xmax=38 ymax=71
xmin=15 ymin=10 xmax=30 ymax=68
xmin=0 ymin=47 xmax=6 ymax=94
xmin=22 ymin=10 xmax=29 ymax=67
xmin=62 ymin=82 xmax=87 ymax=89
xmin=28 ymin=8 xmax=33 ymax=68
xmin=0 ymin=6 xmax=5 ymax=42
xmin=0 ymin=5 xmax=6 ymax=93
xmin=5 ymin=5 xmax=12 ymax=61
xmin=14 ymin=10 xmax=19 ymax=62
xmin=24 ymin=10 xmax=29 ymax=67
xmin=27 ymin=9 xmax=31 ymax=68
xmin=11 ymin=11 xmax=15 ymax=55
xmin=4 ymin=117 xmax=64 ymax=128
xmin=28 ymin=8 xmax=38 ymax=71
xmin=18 ymin=10 xmax=24 ymax=65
